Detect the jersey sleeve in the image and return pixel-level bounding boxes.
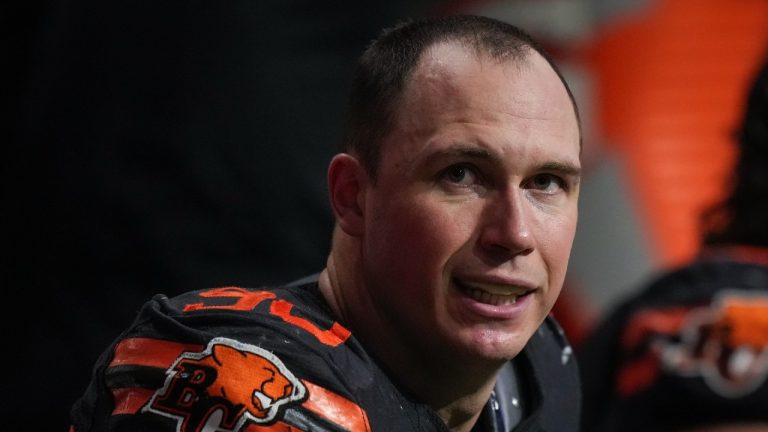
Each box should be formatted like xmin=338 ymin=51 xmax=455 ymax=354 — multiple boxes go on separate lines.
xmin=68 ymin=287 xmax=374 ymax=432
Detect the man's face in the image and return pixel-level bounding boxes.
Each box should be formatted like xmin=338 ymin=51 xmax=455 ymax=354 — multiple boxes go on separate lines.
xmin=359 ymin=42 xmax=581 ymax=362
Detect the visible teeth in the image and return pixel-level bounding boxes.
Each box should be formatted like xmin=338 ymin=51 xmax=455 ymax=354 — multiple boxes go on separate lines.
xmin=463 ymin=281 xmax=529 ymax=297
xmin=455 ymin=280 xmax=531 ymax=305
xmin=463 ymin=286 xmax=522 ymax=306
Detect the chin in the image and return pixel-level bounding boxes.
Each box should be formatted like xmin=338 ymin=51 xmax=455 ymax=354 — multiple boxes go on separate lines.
xmin=454 ymin=327 xmax=528 ymax=362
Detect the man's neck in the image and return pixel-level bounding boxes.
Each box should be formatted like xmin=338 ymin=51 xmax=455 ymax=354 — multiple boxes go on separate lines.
xmin=367 ymin=334 xmax=501 ymax=432
xmin=422 ymin=369 xmax=499 ymax=432
xmin=318 ymin=238 xmax=503 ymax=432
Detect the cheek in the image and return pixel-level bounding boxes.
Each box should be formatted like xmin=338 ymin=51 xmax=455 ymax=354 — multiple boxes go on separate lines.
xmin=367 ymin=199 xmax=465 ymax=275
xmin=538 ymin=215 xmax=578 ymax=284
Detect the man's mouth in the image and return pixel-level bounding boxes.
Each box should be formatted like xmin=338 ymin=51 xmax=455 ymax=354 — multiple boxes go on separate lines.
xmin=454 ymin=280 xmax=533 ymax=306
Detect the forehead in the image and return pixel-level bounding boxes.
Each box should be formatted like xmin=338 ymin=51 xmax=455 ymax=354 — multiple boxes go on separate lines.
xmin=383 ymin=41 xmax=580 ymax=168
xmin=404 ymin=41 xmax=575 ymax=123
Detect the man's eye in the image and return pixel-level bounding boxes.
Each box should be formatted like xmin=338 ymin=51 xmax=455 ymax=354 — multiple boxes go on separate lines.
xmin=529 ymin=174 xmax=564 ymax=193
xmin=443 ymin=165 xmax=477 ymax=186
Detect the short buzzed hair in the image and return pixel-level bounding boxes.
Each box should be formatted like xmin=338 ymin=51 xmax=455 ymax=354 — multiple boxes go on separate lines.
xmin=342 ymin=14 xmax=581 ymax=180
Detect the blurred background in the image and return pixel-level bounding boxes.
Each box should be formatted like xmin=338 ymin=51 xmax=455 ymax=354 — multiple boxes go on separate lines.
xmin=6 ymin=0 xmax=768 ymax=430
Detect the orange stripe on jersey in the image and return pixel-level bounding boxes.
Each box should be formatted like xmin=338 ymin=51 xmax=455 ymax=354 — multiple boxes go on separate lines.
xmin=244 ymin=421 xmax=305 ymax=432
xmin=109 ymin=337 xmax=204 ymax=368
xmin=302 ymin=380 xmax=372 ymax=432
xmin=111 ymin=381 xmax=372 ymax=429
xmin=111 ymin=387 xmax=154 ymax=415
xmin=270 ymin=299 xmax=351 ymax=347
xmin=620 ymin=307 xmax=689 ymax=350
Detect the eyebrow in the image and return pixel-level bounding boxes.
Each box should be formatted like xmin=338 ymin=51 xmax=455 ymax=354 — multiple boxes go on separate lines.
xmin=422 ymin=144 xmax=581 ymax=177
xmin=422 ymin=145 xmax=496 ymax=164
xmin=539 ymin=161 xmax=582 ymax=178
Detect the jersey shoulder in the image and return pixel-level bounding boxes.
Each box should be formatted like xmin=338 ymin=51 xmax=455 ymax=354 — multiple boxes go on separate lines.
xmin=70 ymin=280 xmax=447 ymax=432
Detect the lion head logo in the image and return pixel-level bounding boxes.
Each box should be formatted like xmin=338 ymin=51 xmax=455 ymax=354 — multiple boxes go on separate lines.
xmin=618 ymin=290 xmax=768 ymax=398
xmin=660 ymin=290 xmax=768 ymax=396
xmin=144 ymin=337 xmax=306 ymax=432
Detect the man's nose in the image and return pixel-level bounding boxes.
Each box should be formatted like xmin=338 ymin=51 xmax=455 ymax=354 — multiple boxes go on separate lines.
xmin=477 ymin=189 xmax=535 ymax=261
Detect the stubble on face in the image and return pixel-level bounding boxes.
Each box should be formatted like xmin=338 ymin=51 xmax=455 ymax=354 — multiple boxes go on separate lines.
xmin=356 ymin=41 xmax=581 ymax=369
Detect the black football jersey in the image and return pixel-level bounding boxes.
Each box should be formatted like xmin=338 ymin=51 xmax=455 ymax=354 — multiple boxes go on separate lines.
xmin=578 ymin=247 xmax=768 ymax=432
xmin=70 ymin=276 xmax=580 ymax=432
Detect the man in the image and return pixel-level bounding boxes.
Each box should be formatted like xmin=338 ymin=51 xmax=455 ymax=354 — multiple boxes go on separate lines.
xmin=578 ymin=55 xmax=768 ymax=432
xmin=70 ymin=14 xmax=582 ymax=432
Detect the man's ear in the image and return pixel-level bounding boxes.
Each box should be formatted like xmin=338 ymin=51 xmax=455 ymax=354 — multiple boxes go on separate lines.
xmin=328 ymin=153 xmax=366 ymax=236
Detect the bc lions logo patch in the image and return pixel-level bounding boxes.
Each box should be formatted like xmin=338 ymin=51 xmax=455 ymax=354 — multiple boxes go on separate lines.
xmin=144 ymin=337 xmax=306 ymax=432
xmin=661 ymin=291 xmax=768 ymax=396
xmin=619 ymin=290 xmax=768 ymax=398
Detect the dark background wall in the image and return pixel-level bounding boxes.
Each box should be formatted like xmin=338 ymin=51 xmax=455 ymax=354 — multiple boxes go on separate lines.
xmin=6 ymin=1 xmax=436 ymax=429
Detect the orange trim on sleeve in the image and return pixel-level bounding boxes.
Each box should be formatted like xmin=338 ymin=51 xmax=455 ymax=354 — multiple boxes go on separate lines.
xmin=108 ymin=337 xmax=204 ymax=368
xmin=301 ymin=380 xmax=372 ymax=432
xmin=111 ymin=387 xmax=155 ymax=415
xmin=110 ymin=380 xmax=373 ymax=430
xmin=107 ymin=338 xmax=371 ymax=431
xmin=244 ymin=421 xmax=305 ymax=431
